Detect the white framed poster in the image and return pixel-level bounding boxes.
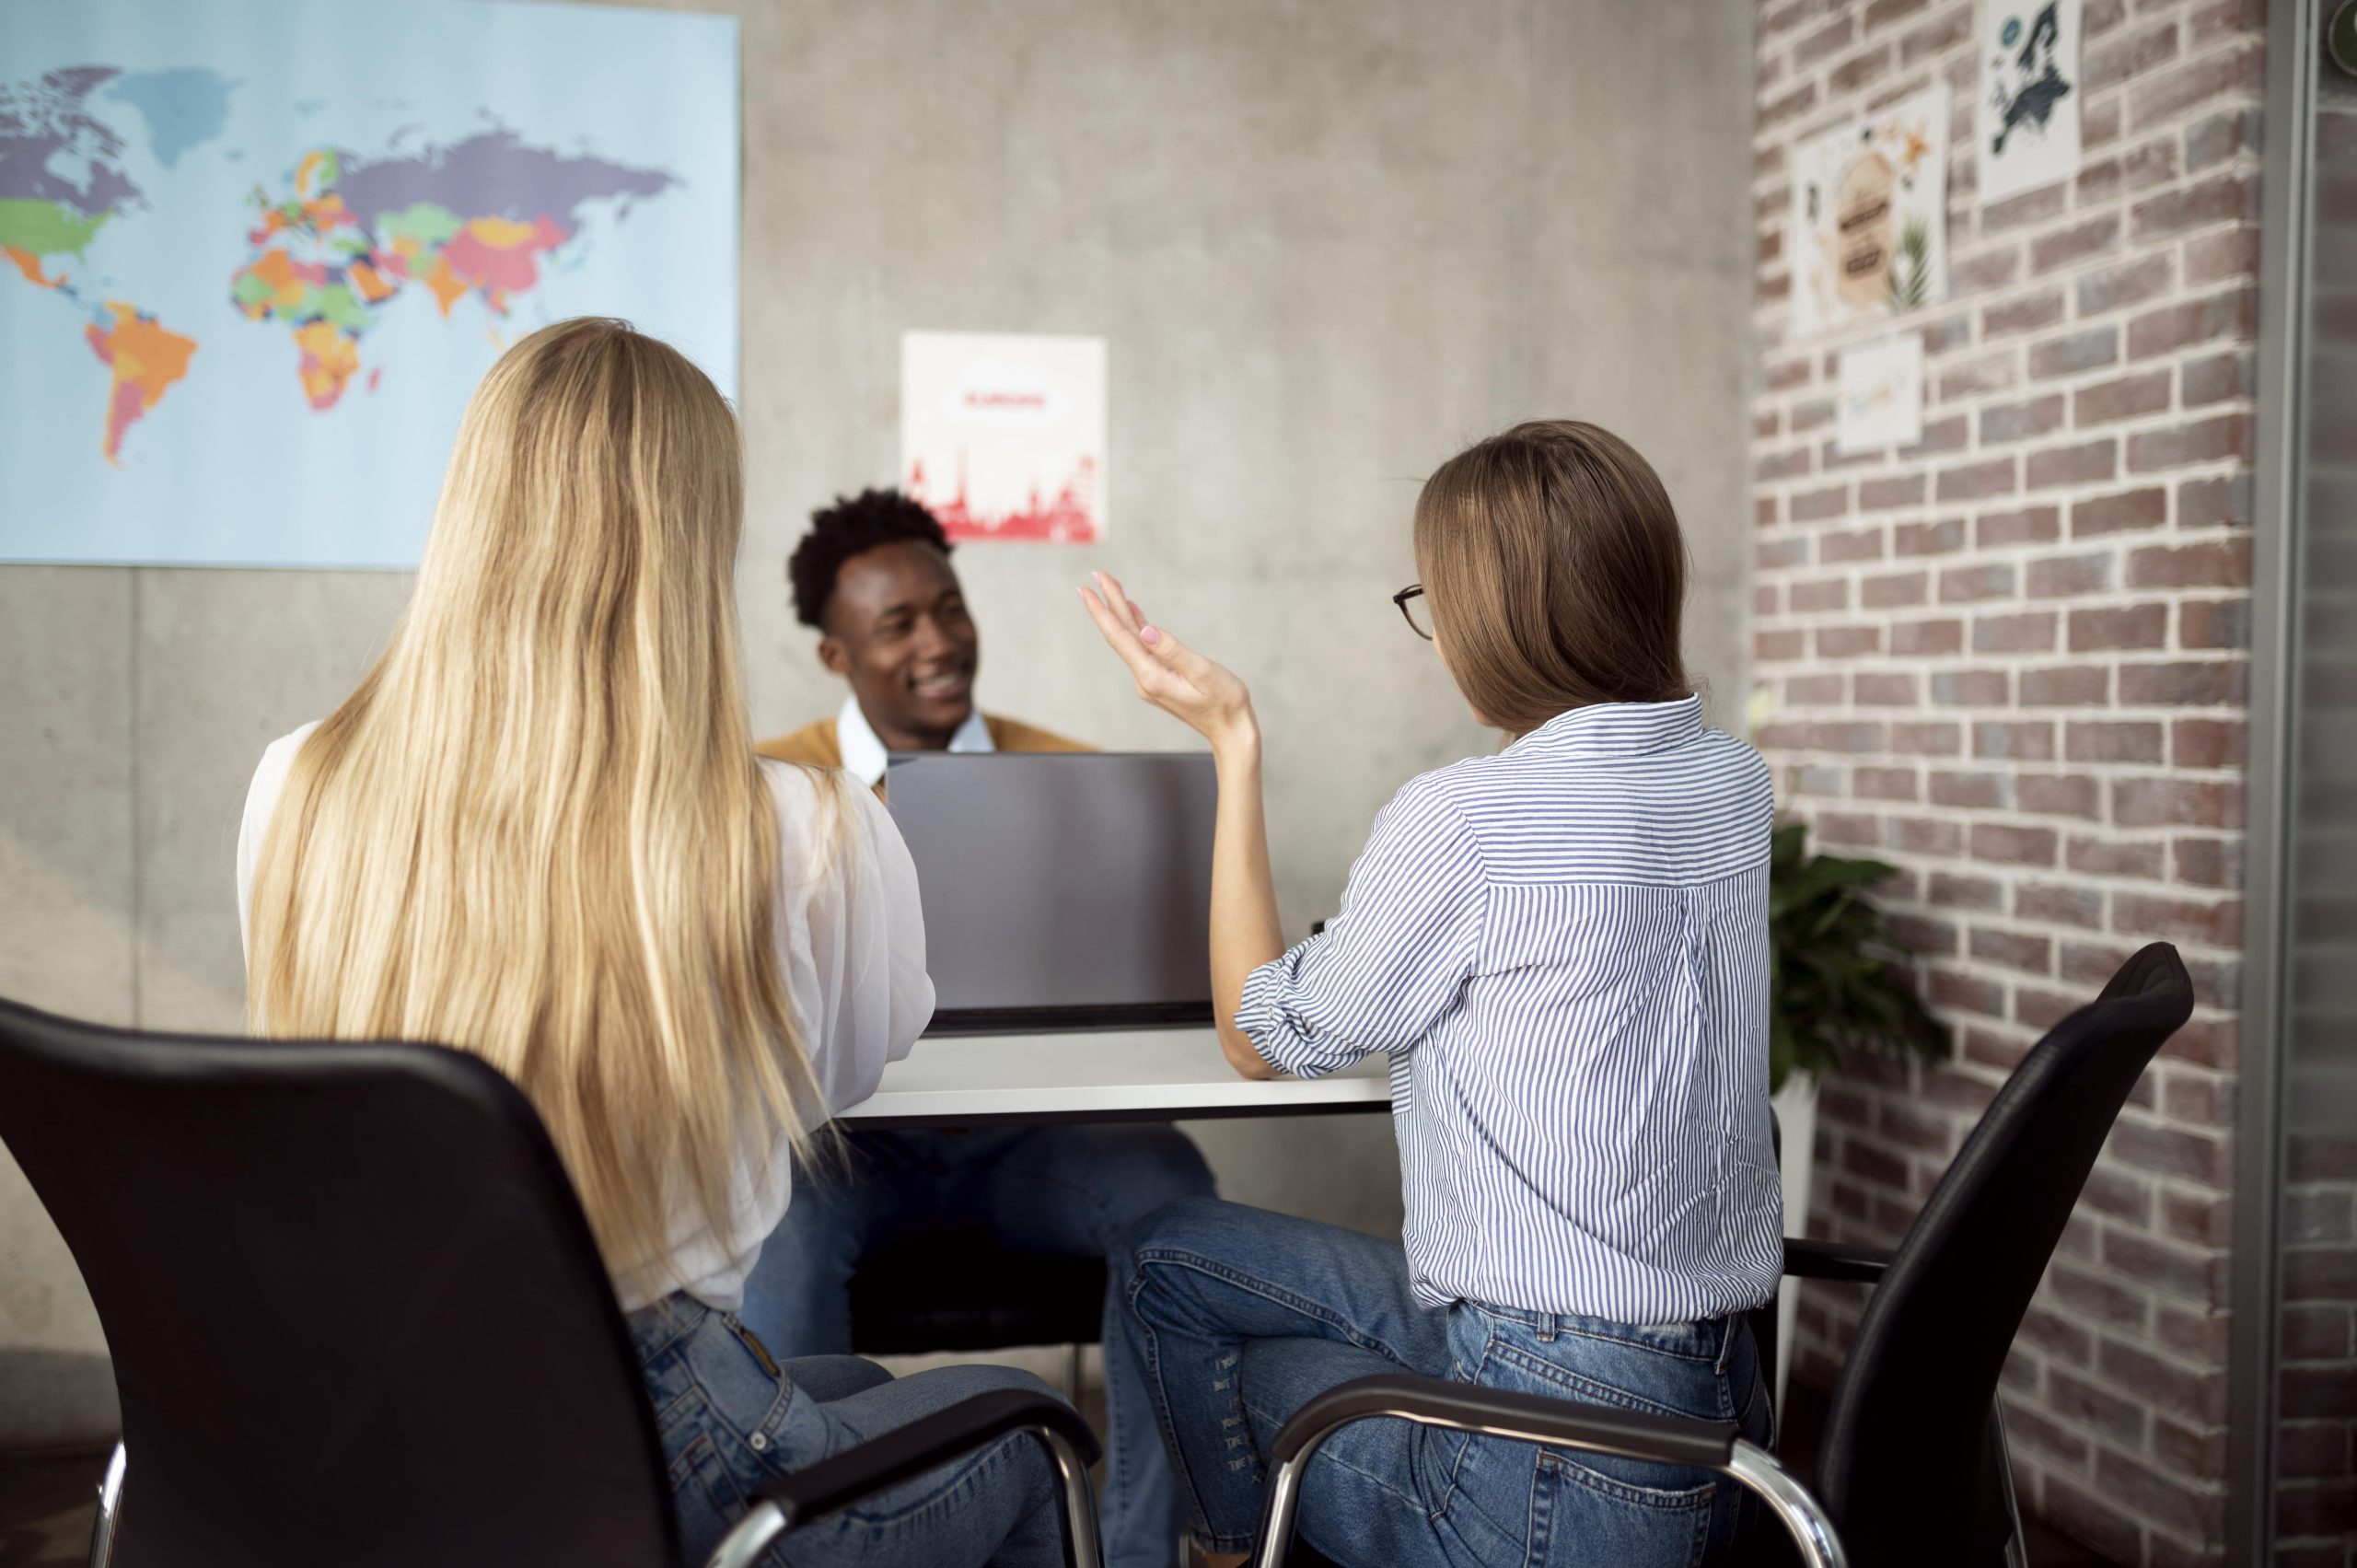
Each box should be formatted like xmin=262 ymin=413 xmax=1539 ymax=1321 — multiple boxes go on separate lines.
xmin=1789 ymin=85 xmax=1950 ymax=340
xmin=900 ymin=330 xmax=1106 ymax=544
xmin=1836 ymin=333 xmax=1925 ymax=454
xmin=1980 ymin=0 xmax=2084 ymax=206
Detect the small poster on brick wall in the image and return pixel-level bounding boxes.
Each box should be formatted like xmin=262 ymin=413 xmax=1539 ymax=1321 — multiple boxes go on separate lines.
xmin=1836 ymin=332 xmax=1924 ymax=454
xmin=1979 ymin=0 xmax=2084 ymax=206
xmin=900 ymin=330 xmax=1106 ymax=543
xmin=1789 ymin=84 xmax=1949 ymax=340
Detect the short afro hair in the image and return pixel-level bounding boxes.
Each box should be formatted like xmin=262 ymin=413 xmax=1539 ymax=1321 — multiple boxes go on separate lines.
xmin=788 ymin=489 xmax=953 ymax=630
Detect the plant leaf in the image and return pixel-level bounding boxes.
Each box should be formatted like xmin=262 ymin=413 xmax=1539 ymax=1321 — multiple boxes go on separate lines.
xmin=1771 ymin=822 xmax=1947 ymax=1086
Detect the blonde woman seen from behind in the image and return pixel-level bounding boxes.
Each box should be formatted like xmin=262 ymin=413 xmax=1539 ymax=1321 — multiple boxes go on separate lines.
xmin=238 ymin=319 xmax=1070 ymax=1568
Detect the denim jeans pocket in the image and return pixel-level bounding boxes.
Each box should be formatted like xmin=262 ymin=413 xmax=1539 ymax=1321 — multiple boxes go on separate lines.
xmin=679 ymin=1307 xmax=795 ymax=1447
xmin=1473 ymin=1315 xmax=1727 ymax=1562
xmin=1429 ymin=1427 xmax=1544 ymax=1566
xmin=667 ymin=1427 xmax=752 ymax=1565
xmin=1532 ymin=1448 xmax=1713 ymax=1568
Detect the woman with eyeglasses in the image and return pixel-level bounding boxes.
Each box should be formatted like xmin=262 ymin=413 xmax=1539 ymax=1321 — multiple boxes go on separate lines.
xmin=1076 ymin=420 xmax=1779 ymax=1568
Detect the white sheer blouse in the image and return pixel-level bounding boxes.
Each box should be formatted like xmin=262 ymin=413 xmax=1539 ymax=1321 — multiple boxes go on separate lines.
xmin=235 ymin=722 xmax=934 ymax=1311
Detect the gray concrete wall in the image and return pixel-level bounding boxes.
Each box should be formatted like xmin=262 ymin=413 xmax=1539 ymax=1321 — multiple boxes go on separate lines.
xmin=0 ymin=0 xmax=1754 ymax=1445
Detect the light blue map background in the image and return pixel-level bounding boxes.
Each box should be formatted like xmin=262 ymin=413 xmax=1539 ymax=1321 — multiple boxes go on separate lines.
xmin=1 ymin=0 xmax=738 ymax=568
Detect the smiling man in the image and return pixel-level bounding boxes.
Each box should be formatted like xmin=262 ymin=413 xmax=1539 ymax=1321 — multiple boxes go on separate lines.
xmin=758 ymin=488 xmax=1085 ymax=784
xmin=747 ymin=488 xmax=1213 ymax=1568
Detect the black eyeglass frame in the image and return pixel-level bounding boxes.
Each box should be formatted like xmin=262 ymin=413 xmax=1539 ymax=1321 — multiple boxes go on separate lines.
xmin=1394 ymin=584 xmax=1432 ymax=640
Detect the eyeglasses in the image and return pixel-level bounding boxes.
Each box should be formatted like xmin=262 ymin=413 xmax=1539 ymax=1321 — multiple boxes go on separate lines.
xmin=1393 ymin=583 xmax=1433 ymax=640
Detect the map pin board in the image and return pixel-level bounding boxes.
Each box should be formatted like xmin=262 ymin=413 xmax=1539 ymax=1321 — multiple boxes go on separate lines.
xmin=0 ymin=0 xmax=738 ymax=568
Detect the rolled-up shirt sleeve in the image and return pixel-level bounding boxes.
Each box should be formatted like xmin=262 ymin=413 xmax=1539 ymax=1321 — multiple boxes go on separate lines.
xmin=1237 ymin=776 xmax=1486 ymax=1079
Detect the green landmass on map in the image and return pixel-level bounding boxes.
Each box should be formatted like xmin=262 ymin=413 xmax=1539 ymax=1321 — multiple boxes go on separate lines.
xmin=0 ymin=197 xmax=110 ymax=258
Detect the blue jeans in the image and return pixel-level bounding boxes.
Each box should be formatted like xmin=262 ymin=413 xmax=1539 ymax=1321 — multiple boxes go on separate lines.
xmin=630 ymin=1293 xmax=1069 ymax=1566
xmin=737 ymin=1123 xmax=1217 ymax=1568
xmin=1119 ymin=1199 xmax=1774 ymax=1568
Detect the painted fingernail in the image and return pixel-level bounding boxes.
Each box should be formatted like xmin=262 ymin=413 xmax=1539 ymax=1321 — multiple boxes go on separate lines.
xmin=1141 ymin=625 xmax=1163 ymax=645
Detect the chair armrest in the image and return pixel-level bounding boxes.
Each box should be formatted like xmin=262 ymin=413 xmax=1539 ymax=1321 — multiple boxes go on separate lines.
xmin=1252 ymin=1374 xmax=1846 ymax=1568
xmin=704 ymin=1389 xmax=1102 ymax=1568
xmin=754 ymin=1388 xmax=1099 ymax=1523
xmin=1782 ymin=1237 xmax=1894 ymax=1283
xmin=1266 ymin=1373 xmax=1738 ymax=1471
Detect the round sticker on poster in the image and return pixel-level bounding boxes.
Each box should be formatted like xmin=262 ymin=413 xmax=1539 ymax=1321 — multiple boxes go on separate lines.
xmin=2332 ymin=0 xmax=2357 ymax=76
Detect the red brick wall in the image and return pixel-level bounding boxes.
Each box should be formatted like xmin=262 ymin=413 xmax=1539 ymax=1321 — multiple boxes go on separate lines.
xmin=1749 ymin=2 xmax=2265 ymax=1562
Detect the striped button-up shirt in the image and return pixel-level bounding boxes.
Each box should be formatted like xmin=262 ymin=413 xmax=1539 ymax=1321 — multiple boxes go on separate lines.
xmin=1237 ymin=695 xmax=1782 ymax=1323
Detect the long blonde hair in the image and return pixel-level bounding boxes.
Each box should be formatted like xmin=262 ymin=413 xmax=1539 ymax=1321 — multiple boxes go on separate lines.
xmin=245 ymin=318 xmax=826 ymax=1298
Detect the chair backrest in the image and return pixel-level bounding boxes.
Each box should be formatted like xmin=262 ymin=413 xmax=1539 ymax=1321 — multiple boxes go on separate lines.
xmin=1813 ymin=942 xmax=2193 ymax=1566
xmin=0 ymin=996 xmax=677 ymax=1568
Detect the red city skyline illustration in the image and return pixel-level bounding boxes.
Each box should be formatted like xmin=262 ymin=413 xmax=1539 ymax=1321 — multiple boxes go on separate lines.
xmin=907 ymin=449 xmax=1100 ymax=543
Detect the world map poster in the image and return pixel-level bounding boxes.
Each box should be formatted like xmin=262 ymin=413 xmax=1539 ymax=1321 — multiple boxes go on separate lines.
xmin=0 ymin=0 xmax=737 ymax=567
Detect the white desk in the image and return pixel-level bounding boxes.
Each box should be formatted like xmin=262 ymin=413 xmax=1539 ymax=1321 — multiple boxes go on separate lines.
xmin=838 ymin=1028 xmax=1393 ymax=1129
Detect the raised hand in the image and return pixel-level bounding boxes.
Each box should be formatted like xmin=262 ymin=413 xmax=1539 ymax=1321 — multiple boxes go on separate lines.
xmin=1075 ymin=570 xmax=1258 ymax=757
xmin=1076 ymin=570 xmax=1283 ymax=1081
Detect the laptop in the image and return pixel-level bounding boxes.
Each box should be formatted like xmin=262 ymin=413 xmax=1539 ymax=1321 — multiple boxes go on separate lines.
xmin=885 ymin=751 xmax=1217 ymax=1034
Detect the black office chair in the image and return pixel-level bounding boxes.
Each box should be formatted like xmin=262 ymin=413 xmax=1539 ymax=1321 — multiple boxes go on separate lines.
xmin=0 ymin=997 xmax=1101 ymax=1568
xmin=1250 ymin=942 xmax=2195 ymax=1568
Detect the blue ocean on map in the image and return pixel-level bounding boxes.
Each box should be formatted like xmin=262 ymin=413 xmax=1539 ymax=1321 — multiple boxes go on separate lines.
xmin=0 ymin=0 xmax=738 ymax=567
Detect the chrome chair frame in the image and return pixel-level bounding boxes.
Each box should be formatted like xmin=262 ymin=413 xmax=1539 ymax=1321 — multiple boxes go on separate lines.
xmin=87 ymin=1441 xmax=123 ymax=1568
xmin=707 ymin=1388 xmax=1103 ymax=1568
xmin=1248 ymin=1374 xmax=1847 ymax=1568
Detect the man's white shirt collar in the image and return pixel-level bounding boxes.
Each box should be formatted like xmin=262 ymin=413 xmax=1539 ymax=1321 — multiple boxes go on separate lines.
xmin=834 ymin=693 xmax=994 ymax=786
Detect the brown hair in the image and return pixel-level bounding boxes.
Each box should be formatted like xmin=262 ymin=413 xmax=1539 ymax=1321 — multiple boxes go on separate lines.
xmin=1413 ymin=420 xmax=1691 ymax=735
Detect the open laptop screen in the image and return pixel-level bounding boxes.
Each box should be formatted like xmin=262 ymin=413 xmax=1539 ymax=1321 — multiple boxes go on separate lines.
xmin=885 ymin=751 xmax=1216 ymax=1033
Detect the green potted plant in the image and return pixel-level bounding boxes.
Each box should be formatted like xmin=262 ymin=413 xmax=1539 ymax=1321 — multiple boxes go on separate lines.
xmin=1766 ymin=819 xmax=1949 ymax=1402
xmin=1769 ymin=820 xmax=1949 ymax=1095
